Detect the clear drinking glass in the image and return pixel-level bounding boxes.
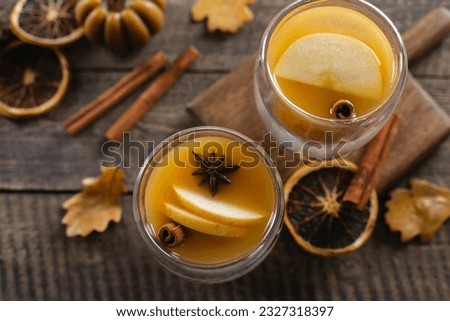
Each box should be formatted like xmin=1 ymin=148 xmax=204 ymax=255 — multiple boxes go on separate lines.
xmin=133 ymin=126 xmax=284 ymax=283
xmin=254 ymin=0 xmax=407 ymax=159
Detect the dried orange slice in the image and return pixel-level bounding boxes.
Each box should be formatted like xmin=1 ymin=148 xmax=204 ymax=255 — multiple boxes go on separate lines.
xmin=10 ymin=0 xmax=84 ymax=48
xmin=284 ymin=159 xmax=378 ymax=256
xmin=0 ymin=41 xmax=70 ymax=119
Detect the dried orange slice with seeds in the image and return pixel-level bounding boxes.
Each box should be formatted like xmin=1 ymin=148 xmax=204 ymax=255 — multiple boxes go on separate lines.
xmin=10 ymin=0 xmax=84 ymax=48
xmin=284 ymin=159 xmax=378 ymax=256
xmin=0 ymin=41 xmax=70 ymax=119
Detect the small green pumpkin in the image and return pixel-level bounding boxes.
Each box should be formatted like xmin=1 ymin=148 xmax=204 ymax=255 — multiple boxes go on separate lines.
xmin=75 ymin=0 xmax=166 ymax=52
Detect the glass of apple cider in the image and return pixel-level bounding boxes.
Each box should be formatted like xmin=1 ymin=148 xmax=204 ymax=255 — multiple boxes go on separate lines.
xmin=254 ymin=0 xmax=407 ymax=159
xmin=133 ymin=126 xmax=284 ymax=283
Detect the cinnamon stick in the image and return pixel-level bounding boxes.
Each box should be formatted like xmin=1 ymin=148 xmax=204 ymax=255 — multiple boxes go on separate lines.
xmin=343 ymin=113 xmax=402 ymax=209
xmin=358 ymin=115 xmax=402 ymax=207
xmin=64 ymin=51 xmax=168 ymax=136
xmin=105 ymin=46 xmax=200 ymax=141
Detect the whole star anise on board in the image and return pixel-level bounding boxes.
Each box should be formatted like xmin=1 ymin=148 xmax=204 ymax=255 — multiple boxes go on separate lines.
xmin=192 ymin=151 xmax=240 ymax=196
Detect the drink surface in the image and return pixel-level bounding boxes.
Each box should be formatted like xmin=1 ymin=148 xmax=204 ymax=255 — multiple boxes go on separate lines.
xmin=268 ymin=6 xmax=395 ymax=118
xmin=145 ymin=136 xmax=275 ymax=264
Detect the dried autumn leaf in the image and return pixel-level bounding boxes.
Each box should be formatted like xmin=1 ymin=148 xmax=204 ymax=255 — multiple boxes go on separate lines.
xmin=385 ymin=179 xmax=450 ymax=242
xmin=385 ymin=188 xmax=420 ymax=242
xmin=191 ymin=0 xmax=256 ymax=33
xmin=62 ymin=166 xmax=126 ymax=237
xmin=410 ymin=179 xmax=450 ymax=242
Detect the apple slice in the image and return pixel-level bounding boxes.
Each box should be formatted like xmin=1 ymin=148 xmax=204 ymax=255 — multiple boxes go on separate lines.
xmin=164 ymin=203 xmax=248 ymax=237
xmin=274 ymin=33 xmax=382 ymax=99
xmin=172 ymin=186 xmax=262 ymax=227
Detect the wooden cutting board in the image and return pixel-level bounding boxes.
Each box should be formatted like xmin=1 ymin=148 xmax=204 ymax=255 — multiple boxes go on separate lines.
xmin=187 ymin=8 xmax=450 ymax=193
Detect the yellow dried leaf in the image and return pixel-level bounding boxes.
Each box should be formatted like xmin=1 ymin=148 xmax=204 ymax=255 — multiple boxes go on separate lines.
xmin=62 ymin=166 xmax=126 ymax=237
xmin=191 ymin=0 xmax=256 ymax=33
xmin=385 ymin=188 xmax=421 ymax=242
xmin=410 ymin=179 xmax=450 ymax=242
xmin=385 ymin=179 xmax=450 ymax=242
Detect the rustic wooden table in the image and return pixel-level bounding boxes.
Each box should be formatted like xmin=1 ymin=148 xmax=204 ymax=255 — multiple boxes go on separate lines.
xmin=0 ymin=0 xmax=449 ymax=300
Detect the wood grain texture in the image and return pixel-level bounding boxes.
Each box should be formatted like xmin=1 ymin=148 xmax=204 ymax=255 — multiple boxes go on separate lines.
xmin=186 ymin=55 xmax=262 ymax=139
xmin=66 ymin=0 xmax=450 ymax=74
xmin=0 ymin=193 xmax=448 ymax=300
xmin=377 ymin=74 xmax=450 ymax=190
xmin=403 ymin=7 xmax=450 ymax=63
xmin=0 ymin=0 xmax=449 ymax=301
xmin=0 ymin=72 xmax=218 ymax=191
xmin=2 ymin=0 xmax=449 ymax=75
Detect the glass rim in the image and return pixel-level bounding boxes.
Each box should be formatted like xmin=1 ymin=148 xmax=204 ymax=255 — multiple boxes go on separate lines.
xmin=132 ymin=126 xmax=285 ymax=282
xmin=259 ymin=0 xmax=408 ymax=124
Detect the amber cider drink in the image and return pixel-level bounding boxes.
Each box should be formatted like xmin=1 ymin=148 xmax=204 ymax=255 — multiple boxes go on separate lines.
xmin=133 ymin=127 xmax=284 ymax=282
xmin=269 ymin=5 xmax=394 ymax=118
xmin=254 ymin=0 xmax=407 ymax=158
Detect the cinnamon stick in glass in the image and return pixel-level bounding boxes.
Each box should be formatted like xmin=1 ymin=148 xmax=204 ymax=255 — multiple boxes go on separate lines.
xmin=64 ymin=51 xmax=168 ymax=136
xmin=105 ymin=46 xmax=200 ymax=141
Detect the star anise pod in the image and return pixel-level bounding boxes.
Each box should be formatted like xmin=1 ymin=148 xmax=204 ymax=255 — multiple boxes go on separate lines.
xmin=192 ymin=151 xmax=240 ymax=196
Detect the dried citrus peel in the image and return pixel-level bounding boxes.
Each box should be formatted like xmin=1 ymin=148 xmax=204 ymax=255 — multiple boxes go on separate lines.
xmin=10 ymin=0 xmax=84 ymax=48
xmin=191 ymin=0 xmax=256 ymax=33
xmin=385 ymin=179 xmax=450 ymax=242
xmin=0 ymin=41 xmax=70 ymax=119
xmin=284 ymin=159 xmax=378 ymax=256
xmin=62 ymin=166 xmax=126 ymax=237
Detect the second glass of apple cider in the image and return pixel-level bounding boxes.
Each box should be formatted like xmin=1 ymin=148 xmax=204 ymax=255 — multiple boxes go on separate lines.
xmin=133 ymin=127 xmax=284 ymax=283
xmin=254 ymin=0 xmax=407 ymax=158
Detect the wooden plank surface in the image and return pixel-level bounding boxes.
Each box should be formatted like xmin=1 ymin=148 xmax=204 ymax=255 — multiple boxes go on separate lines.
xmin=0 ymin=0 xmax=449 ymax=300
xmin=0 ymin=193 xmax=448 ymax=300
xmin=2 ymin=0 xmax=448 ymax=74
xmin=0 ymin=72 xmax=219 ymax=191
xmin=61 ymin=0 xmax=450 ymax=73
